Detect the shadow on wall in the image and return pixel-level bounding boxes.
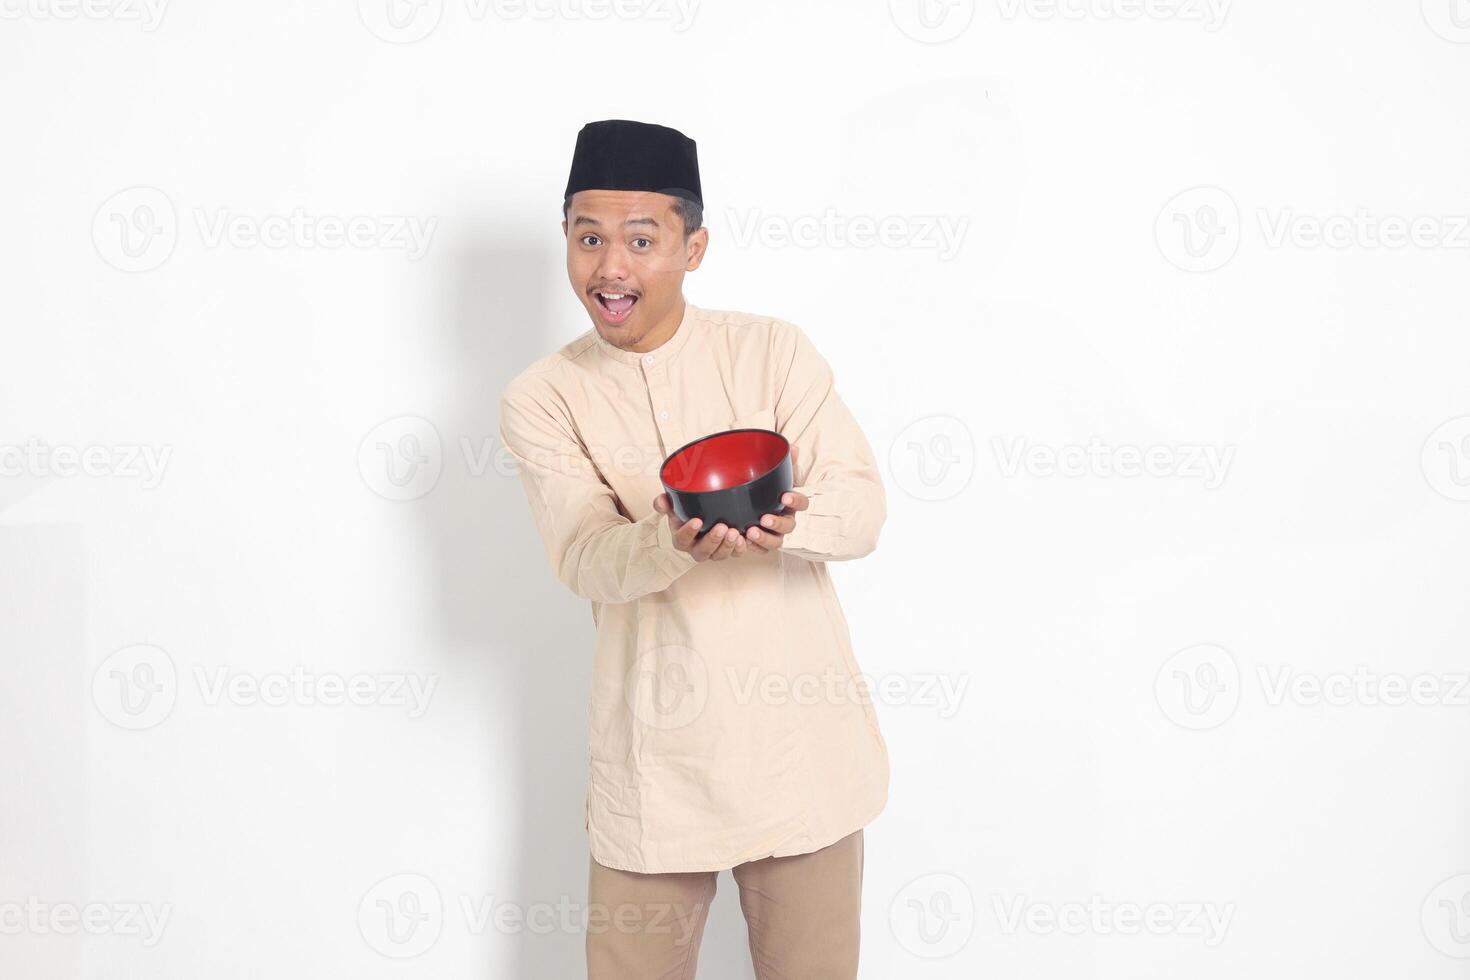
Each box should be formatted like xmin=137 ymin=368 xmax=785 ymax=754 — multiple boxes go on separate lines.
xmin=422 ymin=233 xmax=756 ymax=978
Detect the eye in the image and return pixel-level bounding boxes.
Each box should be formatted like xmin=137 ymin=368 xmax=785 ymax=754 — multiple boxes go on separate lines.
xmin=581 ymin=234 xmax=602 ymax=247
xmin=632 ymin=238 xmax=652 ymax=249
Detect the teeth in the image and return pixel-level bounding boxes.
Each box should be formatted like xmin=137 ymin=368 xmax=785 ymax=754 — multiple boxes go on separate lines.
xmin=599 ymin=292 xmax=628 ymax=300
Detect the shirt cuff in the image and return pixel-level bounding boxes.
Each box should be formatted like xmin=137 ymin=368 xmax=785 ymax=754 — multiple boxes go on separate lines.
xmin=653 ymin=509 xmax=700 ymax=576
xmin=778 ymin=485 xmax=843 ymax=557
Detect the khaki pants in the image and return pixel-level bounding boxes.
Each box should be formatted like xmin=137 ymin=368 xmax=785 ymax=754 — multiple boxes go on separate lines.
xmin=585 ymin=829 xmax=865 ymax=980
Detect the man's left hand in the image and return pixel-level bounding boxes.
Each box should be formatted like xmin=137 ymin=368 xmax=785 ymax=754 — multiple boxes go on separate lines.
xmin=746 ymin=489 xmax=807 ymax=552
xmin=744 ymin=443 xmax=807 ymax=552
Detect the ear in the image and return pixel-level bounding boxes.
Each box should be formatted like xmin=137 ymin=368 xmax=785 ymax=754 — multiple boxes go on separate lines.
xmin=685 ymin=227 xmax=709 ymax=271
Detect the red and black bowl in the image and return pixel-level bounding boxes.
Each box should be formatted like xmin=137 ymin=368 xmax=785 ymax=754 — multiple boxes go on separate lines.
xmin=659 ymin=427 xmax=793 ymax=538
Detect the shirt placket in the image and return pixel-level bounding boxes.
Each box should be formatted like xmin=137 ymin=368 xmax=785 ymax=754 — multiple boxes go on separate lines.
xmin=640 ymin=351 xmax=680 ymax=455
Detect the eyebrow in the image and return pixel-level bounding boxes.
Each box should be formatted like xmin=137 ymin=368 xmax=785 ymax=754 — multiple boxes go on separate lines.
xmin=572 ymin=215 xmax=661 ymax=228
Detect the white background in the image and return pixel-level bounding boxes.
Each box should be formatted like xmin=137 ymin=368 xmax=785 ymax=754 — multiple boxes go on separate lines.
xmin=4 ymin=0 xmax=1470 ymax=977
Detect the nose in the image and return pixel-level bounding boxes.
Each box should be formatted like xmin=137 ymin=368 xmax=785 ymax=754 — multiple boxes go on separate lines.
xmin=594 ymin=239 xmax=633 ymax=284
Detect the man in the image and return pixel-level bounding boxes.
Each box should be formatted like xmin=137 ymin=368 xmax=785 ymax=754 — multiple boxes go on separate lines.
xmin=498 ymin=119 xmax=890 ymax=980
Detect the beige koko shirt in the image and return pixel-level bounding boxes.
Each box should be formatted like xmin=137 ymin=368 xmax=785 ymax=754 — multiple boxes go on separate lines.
xmin=498 ymin=301 xmax=889 ymax=874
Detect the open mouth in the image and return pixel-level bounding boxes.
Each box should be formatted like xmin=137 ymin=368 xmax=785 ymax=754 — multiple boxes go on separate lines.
xmin=593 ymin=289 xmax=639 ymax=325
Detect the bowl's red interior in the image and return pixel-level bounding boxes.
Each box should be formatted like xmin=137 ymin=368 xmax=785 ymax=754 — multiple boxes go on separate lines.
xmin=661 ymin=429 xmax=788 ymax=493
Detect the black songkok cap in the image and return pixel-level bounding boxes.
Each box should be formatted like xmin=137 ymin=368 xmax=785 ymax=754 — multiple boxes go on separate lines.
xmin=563 ymin=119 xmax=702 ymax=209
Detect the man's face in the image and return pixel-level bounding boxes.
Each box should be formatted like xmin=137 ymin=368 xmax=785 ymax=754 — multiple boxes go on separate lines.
xmin=564 ymin=189 xmax=707 ymax=349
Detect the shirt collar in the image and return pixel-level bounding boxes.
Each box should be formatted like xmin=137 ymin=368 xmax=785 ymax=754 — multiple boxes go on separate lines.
xmin=593 ymin=299 xmax=699 ymax=367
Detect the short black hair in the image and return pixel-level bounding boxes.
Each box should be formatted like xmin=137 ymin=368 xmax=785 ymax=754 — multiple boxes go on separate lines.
xmin=562 ymin=194 xmax=704 ymax=240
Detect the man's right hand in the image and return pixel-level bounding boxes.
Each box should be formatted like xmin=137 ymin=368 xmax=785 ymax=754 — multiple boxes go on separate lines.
xmin=653 ymin=493 xmax=749 ymax=561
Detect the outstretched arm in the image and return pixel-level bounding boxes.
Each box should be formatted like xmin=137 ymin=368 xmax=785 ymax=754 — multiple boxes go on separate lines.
xmin=499 ymin=382 xmax=700 ymax=603
xmin=757 ymin=322 xmax=887 ymax=562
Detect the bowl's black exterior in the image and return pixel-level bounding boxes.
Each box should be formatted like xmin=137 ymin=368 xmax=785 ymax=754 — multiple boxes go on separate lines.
xmin=661 ymin=432 xmax=793 ymax=537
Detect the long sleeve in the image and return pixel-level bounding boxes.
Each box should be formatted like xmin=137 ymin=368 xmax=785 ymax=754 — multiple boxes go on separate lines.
xmin=771 ymin=321 xmax=888 ymax=562
xmin=499 ymin=380 xmax=698 ymax=603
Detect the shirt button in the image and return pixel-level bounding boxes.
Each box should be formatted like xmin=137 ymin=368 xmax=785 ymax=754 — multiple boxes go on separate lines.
xmin=659 ymin=410 xmax=669 ymax=420
xmin=644 ymin=354 xmax=656 ymax=364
